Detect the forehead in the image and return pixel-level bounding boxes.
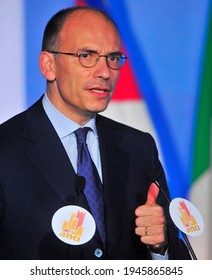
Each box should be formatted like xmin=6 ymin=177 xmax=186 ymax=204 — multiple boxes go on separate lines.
xmin=59 ymin=11 xmax=121 ymax=50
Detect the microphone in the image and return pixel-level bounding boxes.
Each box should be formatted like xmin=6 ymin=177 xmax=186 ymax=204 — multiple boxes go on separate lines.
xmin=75 ymin=176 xmax=86 ymax=205
xmin=147 ymin=169 xmax=197 ymax=260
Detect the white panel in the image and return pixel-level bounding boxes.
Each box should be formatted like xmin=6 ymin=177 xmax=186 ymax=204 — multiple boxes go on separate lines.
xmin=0 ymin=0 xmax=25 ymax=124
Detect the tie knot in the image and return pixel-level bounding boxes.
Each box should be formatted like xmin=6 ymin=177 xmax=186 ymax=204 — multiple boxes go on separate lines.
xmin=74 ymin=127 xmax=90 ymax=144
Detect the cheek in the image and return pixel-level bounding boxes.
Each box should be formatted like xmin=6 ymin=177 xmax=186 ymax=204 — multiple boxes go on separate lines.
xmin=58 ymin=68 xmax=83 ymax=93
xmin=113 ymin=71 xmax=120 ymax=85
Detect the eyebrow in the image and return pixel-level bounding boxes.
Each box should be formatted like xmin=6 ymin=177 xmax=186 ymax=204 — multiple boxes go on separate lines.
xmin=77 ymin=49 xmax=98 ymax=53
xmin=78 ymin=49 xmax=122 ymax=55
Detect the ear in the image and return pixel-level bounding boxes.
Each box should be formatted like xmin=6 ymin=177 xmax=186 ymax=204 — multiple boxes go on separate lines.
xmin=39 ymin=51 xmax=56 ymax=81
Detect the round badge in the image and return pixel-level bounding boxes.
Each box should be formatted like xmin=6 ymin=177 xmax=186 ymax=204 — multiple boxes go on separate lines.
xmin=52 ymin=205 xmax=96 ymax=245
xmin=169 ymin=198 xmax=204 ymax=237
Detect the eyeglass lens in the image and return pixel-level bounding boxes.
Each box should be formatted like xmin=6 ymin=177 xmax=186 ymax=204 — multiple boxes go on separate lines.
xmin=79 ymin=52 xmax=126 ymax=69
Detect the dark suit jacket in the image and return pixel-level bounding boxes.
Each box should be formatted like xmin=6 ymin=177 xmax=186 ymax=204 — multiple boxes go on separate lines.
xmin=0 ymin=97 xmax=191 ymax=259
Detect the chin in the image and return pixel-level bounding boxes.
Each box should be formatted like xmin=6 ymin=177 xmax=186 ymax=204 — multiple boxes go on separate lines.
xmin=90 ymin=102 xmax=109 ymax=114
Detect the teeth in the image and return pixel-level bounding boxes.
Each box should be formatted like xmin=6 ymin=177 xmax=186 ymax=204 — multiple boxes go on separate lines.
xmin=92 ymin=89 xmax=106 ymax=93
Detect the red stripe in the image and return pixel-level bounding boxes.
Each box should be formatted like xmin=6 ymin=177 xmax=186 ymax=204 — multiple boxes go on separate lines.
xmin=113 ymin=51 xmax=142 ymax=101
xmin=76 ymin=0 xmax=86 ymax=5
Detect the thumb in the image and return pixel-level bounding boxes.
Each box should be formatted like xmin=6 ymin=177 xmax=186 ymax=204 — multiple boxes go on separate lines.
xmin=146 ymin=183 xmax=159 ymax=205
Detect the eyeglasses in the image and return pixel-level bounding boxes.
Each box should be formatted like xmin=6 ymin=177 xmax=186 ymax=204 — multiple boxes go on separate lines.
xmin=50 ymin=50 xmax=127 ymax=70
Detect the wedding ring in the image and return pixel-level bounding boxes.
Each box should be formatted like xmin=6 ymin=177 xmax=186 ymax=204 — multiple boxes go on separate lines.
xmin=145 ymin=226 xmax=148 ymax=236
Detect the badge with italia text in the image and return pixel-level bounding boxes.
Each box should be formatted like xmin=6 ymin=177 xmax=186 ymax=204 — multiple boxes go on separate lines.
xmin=52 ymin=205 xmax=96 ymax=245
xmin=169 ymin=198 xmax=204 ymax=237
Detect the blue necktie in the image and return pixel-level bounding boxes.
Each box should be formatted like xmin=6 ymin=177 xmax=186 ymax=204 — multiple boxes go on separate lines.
xmin=74 ymin=127 xmax=105 ymax=244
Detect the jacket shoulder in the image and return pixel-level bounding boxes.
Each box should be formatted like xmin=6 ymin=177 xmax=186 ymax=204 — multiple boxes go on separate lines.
xmin=97 ymin=113 xmax=154 ymax=140
xmin=0 ymin=97 xmax=44 ymax=144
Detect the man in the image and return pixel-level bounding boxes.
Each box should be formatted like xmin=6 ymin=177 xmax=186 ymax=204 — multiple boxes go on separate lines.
xmin=0 ymin=6 xmax=191 ymax=259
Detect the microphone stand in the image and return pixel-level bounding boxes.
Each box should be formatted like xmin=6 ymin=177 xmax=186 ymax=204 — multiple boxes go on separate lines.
xmin=154 ymin=179 xmax=197 ymax=260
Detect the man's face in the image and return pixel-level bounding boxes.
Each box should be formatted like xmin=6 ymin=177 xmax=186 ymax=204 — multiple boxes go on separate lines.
xmin=45 ymin=12 xmax=122 ymax=124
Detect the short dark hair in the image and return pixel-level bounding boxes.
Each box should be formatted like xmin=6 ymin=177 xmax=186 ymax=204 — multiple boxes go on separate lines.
xmin=41 ymin=6 xmax=120 ymax=51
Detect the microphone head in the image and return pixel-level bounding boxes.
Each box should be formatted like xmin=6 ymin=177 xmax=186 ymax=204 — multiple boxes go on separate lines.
xmin=75 ymin=176 xmax=86 ymax=193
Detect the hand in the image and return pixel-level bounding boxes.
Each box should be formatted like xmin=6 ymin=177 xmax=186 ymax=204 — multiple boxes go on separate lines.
xmin=135 ymin=183 xmax=168 ymax=254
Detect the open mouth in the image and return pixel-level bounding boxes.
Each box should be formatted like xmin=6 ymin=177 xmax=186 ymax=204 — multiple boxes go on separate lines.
xmin=91 ymin=88 xmax=109 ymax=94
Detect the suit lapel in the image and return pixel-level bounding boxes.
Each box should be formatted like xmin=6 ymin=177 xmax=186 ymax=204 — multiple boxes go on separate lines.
xmin=96 ymin=115 xmax=129 ymax=248
xmin=23 ymin=99 xmax=76 ymax=204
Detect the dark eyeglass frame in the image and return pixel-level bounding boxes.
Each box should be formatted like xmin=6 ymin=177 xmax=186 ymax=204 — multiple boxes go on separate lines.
xmin=49 ymin=50 xmax=127 ymax=70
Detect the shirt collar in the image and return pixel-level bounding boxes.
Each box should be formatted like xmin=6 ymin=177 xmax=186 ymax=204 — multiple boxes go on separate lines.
xmin=42 ymin=93 xmax=97 ymax=139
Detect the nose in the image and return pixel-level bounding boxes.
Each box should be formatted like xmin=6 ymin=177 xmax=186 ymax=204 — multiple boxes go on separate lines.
xmin=93 ymin=56 xmax=111 ymax=80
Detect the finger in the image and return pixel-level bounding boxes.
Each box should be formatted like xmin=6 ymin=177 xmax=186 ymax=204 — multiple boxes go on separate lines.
xmin=140 ymin=233 xmax=166 ymax=247
xmin=135 ymin=203 xmax=163 ymax=219
xmin=135 ymin=210 xmax=165 ymax=228
xmin=135 ymin=224 xmax=165 ymax=237
xmin=146 ymin=182 xmax=159 ymax=205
